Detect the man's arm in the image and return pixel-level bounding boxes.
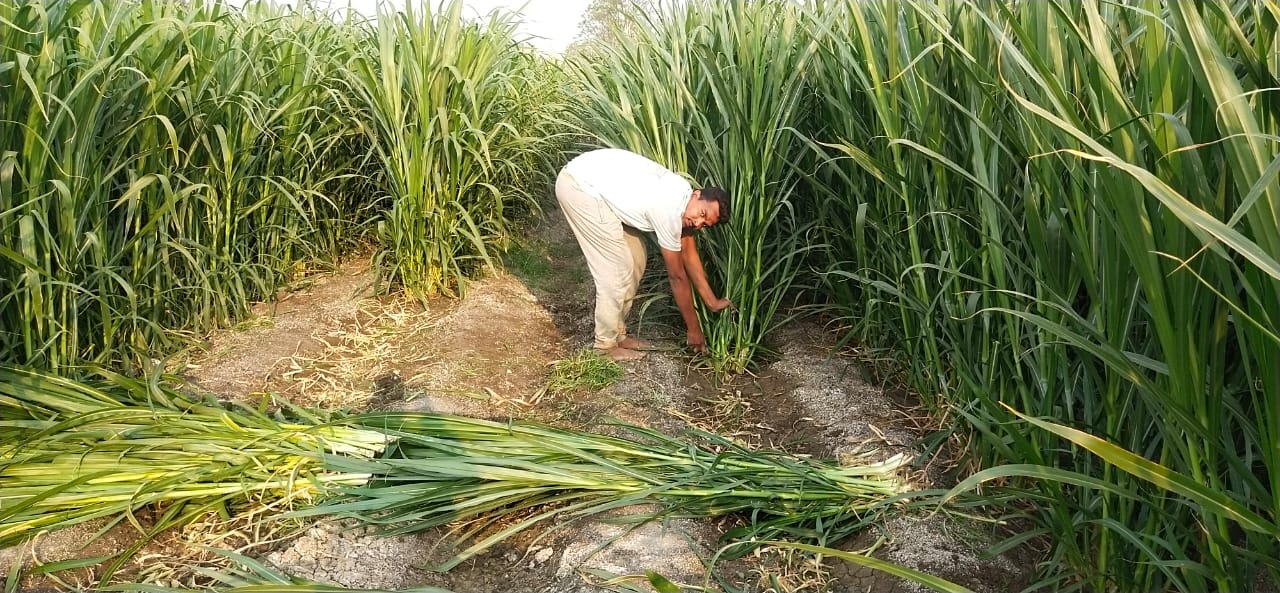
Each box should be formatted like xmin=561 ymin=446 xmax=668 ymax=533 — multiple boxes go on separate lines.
xmin=680 ymin=233 xmax=732 ymax=312
xmin=661 ymin=247 xmax=706 ymax=352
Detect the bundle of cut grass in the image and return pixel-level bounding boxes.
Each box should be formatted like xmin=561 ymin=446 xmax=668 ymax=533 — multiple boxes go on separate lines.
xmin=0 ymin=367 xmax=390 ymax=559
xmin=305 ymin=413 xmax=911 ymax=569
xmin=2 ymin=367 xmax=911 ymax=581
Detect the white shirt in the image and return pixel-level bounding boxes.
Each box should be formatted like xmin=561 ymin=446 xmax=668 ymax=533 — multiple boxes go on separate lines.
xmin=563 ymin=149 xmax=692 ymax=251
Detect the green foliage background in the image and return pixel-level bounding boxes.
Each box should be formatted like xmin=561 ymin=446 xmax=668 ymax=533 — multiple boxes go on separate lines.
xmin=2 ymin=0 xmax=1277 ymax=591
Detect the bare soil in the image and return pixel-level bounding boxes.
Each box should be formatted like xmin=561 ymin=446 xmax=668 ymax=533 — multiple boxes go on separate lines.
xmin=2 ymin=211 xmax=1036 ymax=593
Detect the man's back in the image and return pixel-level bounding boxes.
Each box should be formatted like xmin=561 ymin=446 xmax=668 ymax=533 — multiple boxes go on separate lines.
xmin=562 ymin=149 xmax=692 ymax=251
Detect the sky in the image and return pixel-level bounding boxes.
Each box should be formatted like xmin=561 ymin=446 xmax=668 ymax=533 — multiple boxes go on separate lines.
xmin=306 ymin=0 xmax=593 ymax=54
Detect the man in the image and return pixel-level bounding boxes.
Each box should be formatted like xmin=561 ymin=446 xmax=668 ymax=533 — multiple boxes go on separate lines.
xmin=556 ymin=148 xmax=733 ymax=361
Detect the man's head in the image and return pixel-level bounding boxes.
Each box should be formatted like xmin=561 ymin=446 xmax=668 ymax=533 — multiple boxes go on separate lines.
xmin=682 ymin=186 xmax=731 ymax=231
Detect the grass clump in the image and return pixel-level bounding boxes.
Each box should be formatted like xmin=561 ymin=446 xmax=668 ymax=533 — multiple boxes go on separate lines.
xmin=502 ymin=240 xmax=555 ymax=292
xmin=544 ymin=348 xmax=625 ymax=394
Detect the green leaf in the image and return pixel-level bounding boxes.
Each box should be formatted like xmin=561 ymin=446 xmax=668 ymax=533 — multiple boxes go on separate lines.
xmin=1006 ymin=404 xmax=1277 ymax=535
xmin=645 ymin=570 xmax=681 ymax=593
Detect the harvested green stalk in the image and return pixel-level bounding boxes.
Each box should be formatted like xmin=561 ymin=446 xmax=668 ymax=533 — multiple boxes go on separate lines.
xmin=2 ymin=367 xmax=912 ymax=581
xmin=302 ymin=413 xmax=911 ymax=569
xmin=0 ymin=367 xmax=390 ymax=551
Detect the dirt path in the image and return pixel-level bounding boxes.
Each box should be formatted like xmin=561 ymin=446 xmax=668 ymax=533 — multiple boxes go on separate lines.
xmin=5 ymin=211 xmax=1034 ymax=593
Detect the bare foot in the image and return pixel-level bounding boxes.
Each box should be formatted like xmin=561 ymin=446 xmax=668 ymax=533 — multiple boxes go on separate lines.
xmin=597 ymin=346 xmax=646 ymax=361
xmin=617 ymin=336 xmax=655 ymax=351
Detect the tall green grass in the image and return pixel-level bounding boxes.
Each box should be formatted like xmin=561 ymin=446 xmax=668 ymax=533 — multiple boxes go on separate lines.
xmin=570 ymin=0 xmax=818 ymax=373
xmin=801 ymin=0 xmax=1278 ymax=590
xmin=351 ymin=1 xmax=563 ymax=298
xmin=0 ymin=0 xmax=568 ymax=370
xmin=0 ymin=0 xmax=368 ymax=371
xmin=305 ymin=413 xmax=909 ymax=571
xmin=573 ymin=0 xmax=1277 ymax=589
xmin=6 ymin=0 xmax=1277 ymax=589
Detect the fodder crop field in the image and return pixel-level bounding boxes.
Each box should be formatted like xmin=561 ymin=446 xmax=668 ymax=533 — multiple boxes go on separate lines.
xmin=2 ymin=1 xmax=1277 ymax=592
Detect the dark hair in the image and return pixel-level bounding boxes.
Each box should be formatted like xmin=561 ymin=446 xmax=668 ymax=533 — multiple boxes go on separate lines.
xmin=699 ymin=186 xmax=730 ymax=225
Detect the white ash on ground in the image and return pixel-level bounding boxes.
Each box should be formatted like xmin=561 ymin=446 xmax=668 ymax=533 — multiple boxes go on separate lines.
xmin=555 ymin=506 xmax=712 ymax=592
xmin=831 ymin=514 xmax=1030 ymax=593
xmin=767 ymin=324 xmax=919 ymax=465
xmin=265 ymin=520 xmax=435 ymax=590
xmin=606 ymin=351 xmax=693 ymax=410
xmin=394 ymin=387 xmax=494 ymax=418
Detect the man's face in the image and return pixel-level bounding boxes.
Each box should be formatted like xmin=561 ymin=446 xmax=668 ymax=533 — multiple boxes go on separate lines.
xmin=682 ymin=194 xmax=720 ymax=230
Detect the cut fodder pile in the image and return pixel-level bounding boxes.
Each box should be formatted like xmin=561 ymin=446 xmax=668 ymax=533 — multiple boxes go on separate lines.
xmin=305 ymin=414 xmax=912 ymax=570
xmin=0 ymin=367 xmax=391 ymax=585
xmin=0 ymin=367 xmax=916 ymax=589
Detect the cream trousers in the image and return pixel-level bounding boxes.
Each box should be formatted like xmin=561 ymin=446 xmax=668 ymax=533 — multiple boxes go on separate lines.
xmin=555 ymin=169 xmax=646 ymax=349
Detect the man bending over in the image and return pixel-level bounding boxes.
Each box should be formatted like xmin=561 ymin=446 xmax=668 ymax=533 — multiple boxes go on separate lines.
xmin=555 ymin=148 xmax=733 ymax=361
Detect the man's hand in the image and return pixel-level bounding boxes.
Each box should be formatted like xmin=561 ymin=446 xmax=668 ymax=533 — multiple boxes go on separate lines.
xmin=708 ymin=297 xmax=734 ymax=313
xmin=687 ymin=328 xmax=707 ymax=353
